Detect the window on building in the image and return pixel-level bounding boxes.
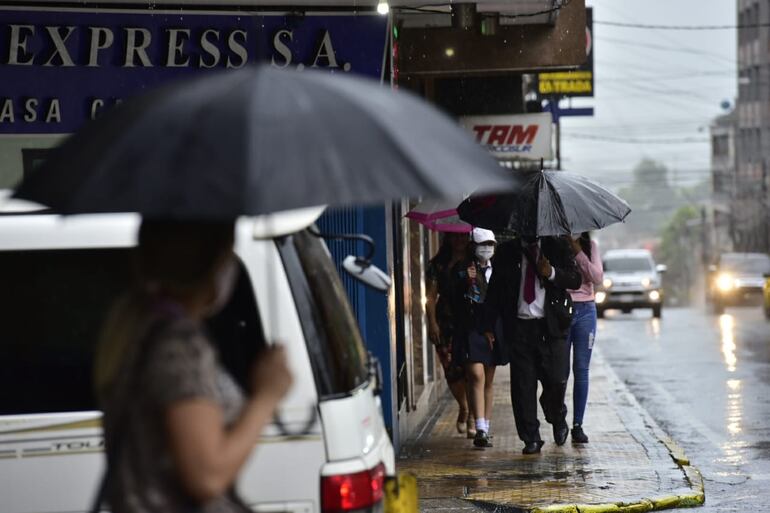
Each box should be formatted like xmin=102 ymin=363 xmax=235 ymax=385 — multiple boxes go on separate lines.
xmin=713 ymin=134 xmax=729 ymax=157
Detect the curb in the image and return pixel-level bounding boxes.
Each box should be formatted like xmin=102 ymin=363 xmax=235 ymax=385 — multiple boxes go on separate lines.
xmin=521 ymin=431 xmax=706 ymax=513
xmin=477 ymin=350 xmax=706 ymax=513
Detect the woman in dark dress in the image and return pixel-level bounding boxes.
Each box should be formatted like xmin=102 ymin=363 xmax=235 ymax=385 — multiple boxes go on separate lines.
xmin=451 ymin=228 xmax=507 ymax=448
xmin=426 ymin=232 xmax=474 ymax=436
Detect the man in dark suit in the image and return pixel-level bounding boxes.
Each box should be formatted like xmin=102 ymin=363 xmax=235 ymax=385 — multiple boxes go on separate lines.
xmin=484 ymin=235 xmax=581 ymax=454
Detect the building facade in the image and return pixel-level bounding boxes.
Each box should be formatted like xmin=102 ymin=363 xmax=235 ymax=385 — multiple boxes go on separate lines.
xmin=735 ymin=0 xmax=770 ymax=252
xmin=710 ymin=110 xmax=737 ymax=257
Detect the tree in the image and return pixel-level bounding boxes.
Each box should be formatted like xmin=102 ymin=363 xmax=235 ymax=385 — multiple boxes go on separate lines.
xmin=605 ymin=159 xmax=681 ymax=249
xmin=658 ymin=205 xmax=701 ymax=305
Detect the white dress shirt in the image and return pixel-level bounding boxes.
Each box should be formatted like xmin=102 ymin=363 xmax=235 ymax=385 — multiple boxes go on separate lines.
xmin=480 ymin=262 xmax=493 ymax=283
xmin=517 ymin=241 xmax=556 ymax=319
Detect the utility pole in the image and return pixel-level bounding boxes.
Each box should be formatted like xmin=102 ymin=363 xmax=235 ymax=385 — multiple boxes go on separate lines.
xmin=701 ymin=206 xmax=709 ymax=268
xmin=555 ymin=114 xmax=562 ymax=171
xmin=763 ymin=161 xmax=769 ymax=253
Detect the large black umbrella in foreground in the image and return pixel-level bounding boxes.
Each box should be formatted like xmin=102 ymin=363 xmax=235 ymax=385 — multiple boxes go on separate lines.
xmin=458 ymin=170 xmax=631 ymax=237
xmin=14 ymin=66 xmax=519 ymax=218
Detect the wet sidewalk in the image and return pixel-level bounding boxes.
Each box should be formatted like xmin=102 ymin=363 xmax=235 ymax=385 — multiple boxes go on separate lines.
xmin=397 ymin=349 xmax=705 ymax=513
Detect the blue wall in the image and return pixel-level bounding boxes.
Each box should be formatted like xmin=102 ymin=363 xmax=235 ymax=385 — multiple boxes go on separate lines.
xmin=317 ymin=207 xmax=393 ymax=430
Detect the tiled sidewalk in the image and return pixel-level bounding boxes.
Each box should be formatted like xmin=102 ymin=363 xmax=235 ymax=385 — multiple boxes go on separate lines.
xmin=397 ymin=349 xmax=704 ymax=513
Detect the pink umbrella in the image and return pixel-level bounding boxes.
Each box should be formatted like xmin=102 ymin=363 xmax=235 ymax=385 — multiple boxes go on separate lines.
xmin=405 ymin=198 xmax=472 ymax=233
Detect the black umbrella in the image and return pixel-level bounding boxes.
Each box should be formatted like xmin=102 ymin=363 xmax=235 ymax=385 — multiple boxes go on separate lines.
xmin=457 ymin=170 xmax=631 ymax=237
xmin=14 ymin=66 xmax=519 ymax=218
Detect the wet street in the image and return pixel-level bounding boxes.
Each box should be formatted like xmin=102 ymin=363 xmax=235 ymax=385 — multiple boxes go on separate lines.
xmin=598 ymin=306 xmax=770 ymax=512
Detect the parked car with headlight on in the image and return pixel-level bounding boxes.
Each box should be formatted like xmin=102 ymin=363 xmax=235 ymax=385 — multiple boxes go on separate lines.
xmin=595 ymin=249 xmax=666 ymax=319
xmin=707 ymin=252 xmax=770 ymax=315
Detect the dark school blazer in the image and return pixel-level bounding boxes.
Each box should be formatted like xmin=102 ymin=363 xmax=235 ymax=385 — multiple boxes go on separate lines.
xmin=483 ymin=237 xmax=582 ymax=341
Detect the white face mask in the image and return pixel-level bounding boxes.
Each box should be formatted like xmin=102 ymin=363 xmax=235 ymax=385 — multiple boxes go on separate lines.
xmin=205 ymin=258 xmax=238 ymax=316
xmin=475 ymin=246 xmax=495 ymax=262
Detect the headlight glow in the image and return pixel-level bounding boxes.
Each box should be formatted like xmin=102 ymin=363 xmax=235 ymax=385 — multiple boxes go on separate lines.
xmin=642 ymin=277 xmax=651 ymax=288
xmin=717 ymin=273 xmax=735 ymax=292
xmin=596 ymin=291 xmax=607 ymax=304
xmin=603 ymin=278 xmax=613 ymax=289
xmin=649 ymin=290 xmax=661 ymax=301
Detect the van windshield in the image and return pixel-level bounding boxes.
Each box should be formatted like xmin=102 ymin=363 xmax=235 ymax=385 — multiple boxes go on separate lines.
xmin=278 ymin=230 xmax=368 ymax=398
xmin=0 ymin=248 xmax=262 ymax=415
xmin=604 ymin=257 xmax=654 ymax=273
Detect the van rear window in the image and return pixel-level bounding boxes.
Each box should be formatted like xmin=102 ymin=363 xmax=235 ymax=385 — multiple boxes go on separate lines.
xmin=0 ymin=248 xmax=263 ymax=415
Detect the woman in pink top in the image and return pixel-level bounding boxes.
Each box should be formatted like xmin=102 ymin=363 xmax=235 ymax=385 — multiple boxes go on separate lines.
xmin=565 ymin=232 xmax=603 ymax=444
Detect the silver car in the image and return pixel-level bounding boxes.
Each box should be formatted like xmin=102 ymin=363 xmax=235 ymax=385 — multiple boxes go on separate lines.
xmin=596 ymin=249 xmax=666 ymax=319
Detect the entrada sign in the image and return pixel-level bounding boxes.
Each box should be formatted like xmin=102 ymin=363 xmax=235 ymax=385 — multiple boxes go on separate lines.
xmin=0 ymin=8 xmax=388 ymax=133
xmin=536 ymin=7 xmax=593 ymax=99
xmin=459 ymin=113 xmax=553 ymax=160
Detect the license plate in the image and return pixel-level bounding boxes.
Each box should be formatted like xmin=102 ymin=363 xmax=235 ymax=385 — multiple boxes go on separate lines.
xmin=619 ymin=294 xmax=635 ymax=303
xmin=385 ymin=473 xmax=418 ymax=513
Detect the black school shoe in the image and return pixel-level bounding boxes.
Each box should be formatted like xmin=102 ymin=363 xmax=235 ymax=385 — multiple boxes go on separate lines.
xmin=572 ymin=425 xmax=589 ymax=444
xmin=554 ymin=424 xmax=569 ymax=446
xmin=522 ymin=441 xmax=545 ymax=454
xmin=473 ymin=430 xmax=493 ymax=448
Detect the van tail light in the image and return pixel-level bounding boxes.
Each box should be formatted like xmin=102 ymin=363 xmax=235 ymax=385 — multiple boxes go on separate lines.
xmin=322 ymin=463 xmax=385 ymax=513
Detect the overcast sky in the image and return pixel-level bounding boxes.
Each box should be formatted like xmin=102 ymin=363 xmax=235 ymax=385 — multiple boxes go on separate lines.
xmin=560 ymin=0 xmax=737 ymax=190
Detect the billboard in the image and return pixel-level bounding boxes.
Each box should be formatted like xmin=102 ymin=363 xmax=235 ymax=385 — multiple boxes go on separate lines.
xmin=536 ymin=7 xmax=593 ymax=98
xmin=0 ymin=8 xmax=387 ymax=187
xmin=0 ymin=8 xmax=388 ymax=134
xmin=459 ymin=112 xmax=553 ymax=160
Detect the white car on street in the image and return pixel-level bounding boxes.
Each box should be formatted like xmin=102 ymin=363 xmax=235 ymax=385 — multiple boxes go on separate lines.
xmin=596 ymin=249 xmax=666 ymax=319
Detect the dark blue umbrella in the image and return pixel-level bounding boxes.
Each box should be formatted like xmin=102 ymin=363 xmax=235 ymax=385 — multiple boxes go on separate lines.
xmin=458 ymin=170 xmax=631 ymax=237
xmin=13 ymin=66 xmax=519 ymax=218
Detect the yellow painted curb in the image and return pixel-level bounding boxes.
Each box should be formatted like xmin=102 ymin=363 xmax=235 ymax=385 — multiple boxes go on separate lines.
xmin=529 ymin=501 xmax=659 ymax=513
xmin=531 ymin=505 xmax=578 ymax=513
xmin=650 ymin=495 xmax=681 ymax=510
xmin=676 ymin=494 xmax=705 ymax=508
xmin=660 ymin=436 xmax=690 ymax=466
xmin=574 ymin=504 xmax=621 ymax=513
xmin=615 ymin=500 xmax=654 ymax=513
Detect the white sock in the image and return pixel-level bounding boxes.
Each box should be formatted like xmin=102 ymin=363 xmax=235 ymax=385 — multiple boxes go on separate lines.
xmin=484 ymin=420 xmax=490 ymax=433
xmin=476 ymin=418 xmax=486 ymax=432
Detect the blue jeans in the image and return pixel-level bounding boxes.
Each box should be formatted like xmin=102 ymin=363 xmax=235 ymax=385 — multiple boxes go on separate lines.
xmin=566 ymin=301 xmax=597 ymax=426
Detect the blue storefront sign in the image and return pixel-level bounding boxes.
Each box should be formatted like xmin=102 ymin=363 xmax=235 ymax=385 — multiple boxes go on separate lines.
xmin=0 ymin=8 xmax=388 ymax=133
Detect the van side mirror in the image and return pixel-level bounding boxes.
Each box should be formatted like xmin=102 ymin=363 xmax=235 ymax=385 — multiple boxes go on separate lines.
xmin=656 ymin=264 xmax=667 ymax=274
xmin=343 ymin=256 xmax=392 ymax=292
xmin=309 ymin=227 xmax=392 ymax=292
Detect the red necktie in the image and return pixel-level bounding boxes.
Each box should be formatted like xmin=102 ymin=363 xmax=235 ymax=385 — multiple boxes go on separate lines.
xmin=524 ymin=245 xmax=537 ymax=304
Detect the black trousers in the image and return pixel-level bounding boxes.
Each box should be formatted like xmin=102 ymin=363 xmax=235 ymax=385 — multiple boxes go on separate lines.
xmin=507 ymin=318 xmax=569 ymax=443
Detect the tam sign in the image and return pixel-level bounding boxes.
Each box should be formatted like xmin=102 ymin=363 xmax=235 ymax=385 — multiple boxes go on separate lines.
xmin=460 ymin=113 xmax=552 ymax=160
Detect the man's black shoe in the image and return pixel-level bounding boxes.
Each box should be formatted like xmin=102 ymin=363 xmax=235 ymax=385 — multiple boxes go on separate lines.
xmin=522 ymin=441 xmax=544 ymax=455
xmin=473 ymin=430 xmax=492 ymax=448
xmin=572 ymin=425 xmax=589 ymax=444
xmin=554 ymin=425 xmax=569 ymax=446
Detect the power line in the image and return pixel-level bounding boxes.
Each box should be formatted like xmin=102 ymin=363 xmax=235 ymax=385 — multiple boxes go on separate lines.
xmin=595 ymin=20 xmax=770 ymax=30
xmin=596 ymin=36 xmax=735 ymax=64
xmin=563 ymin=134 xmax=710 ymax=144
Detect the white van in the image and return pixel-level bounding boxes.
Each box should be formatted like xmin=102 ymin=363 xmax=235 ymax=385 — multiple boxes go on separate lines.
xmin=0 ymin=201 xmax=395 ymax=513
